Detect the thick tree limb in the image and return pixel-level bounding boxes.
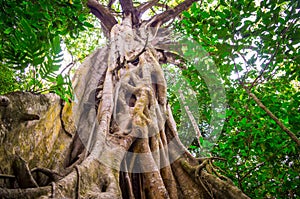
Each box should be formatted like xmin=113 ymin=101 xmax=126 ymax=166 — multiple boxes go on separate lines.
xmin=120 ymin=0 xmax=140 ymax=26
xmin=120 ymin=0 xmax=134 ymax=13
xmin=137 ymin=0 xmax=159 ymax=16
xmin=87 ymin=0 xmax=117 ymax=33
xmin=148 ymin=0 xmax=200 ymax=27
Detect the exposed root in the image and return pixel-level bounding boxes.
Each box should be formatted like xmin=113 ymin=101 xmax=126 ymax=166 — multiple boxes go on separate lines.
xmin=195 ymin=159 xmax=209 ymax=177
xmin=59 ymin=100 xmax=74 ymax=138
xmin=181 ymin=158 xmax=250 ymax=199
xmin=0 ymin=174 xmax=15 ymax=179
xmin=51 ymin=182 xmax=55 ymax=198
xmin=0 ymin=186 xmax=51 ymax=198
xmin=31 ymin=167 xmax=63 ymax=183
xmin=12 ymin=155 xmax=39 ymax=188
xmin=75 ymin=165 xmax=81 ymax=199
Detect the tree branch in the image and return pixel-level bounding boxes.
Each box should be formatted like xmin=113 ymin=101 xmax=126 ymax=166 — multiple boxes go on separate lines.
xmin=249 ymin=42 xmax=280 ymax=89
xmin=148 ymin=0 xmax=201 ymax=27
xmin=137 ymin=0 xmax=160 ymax=16
xmin=120 ymin=0 xmax=134 ymax=14
xmin=232 ymin=44 xmax=300 ymax=147
xmin=87 ymin=0 xmax=117 ymax=34
xmin=119 ymin=0 xmax=140 ymax=26
xmin=239 ymin=162 xmax=265 ymax=183
xmin=244 ymin=88 xmax=300 ymax=147
xmin=157 ymin=50 xmax=187 ymax=70
xmin=250 ymin=18 xmax=299 ymax=89
xmin=178 ymin=89 xmax=202 ymax=148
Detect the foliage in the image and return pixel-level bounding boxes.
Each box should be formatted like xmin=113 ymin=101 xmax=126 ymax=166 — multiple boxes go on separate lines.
xmin=177 ymin=0 xmax=300 ymax=198
xmin=0 ymin=0 xmax=95 ymax=100
xmin=0 ymin=66 xmax=19 ymax=94
xmin=63 ymin=14 xmax=106 ymax=62
xmin=1 ymin=0 xmax=299 ymax=197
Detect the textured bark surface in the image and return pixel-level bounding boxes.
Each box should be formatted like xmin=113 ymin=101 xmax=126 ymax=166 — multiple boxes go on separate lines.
xmin=0 ymin=21 xmax=249 ymax=199
xmin=0 ymin=1 xmax=250 ymax=198
xmin=0 ymin=92 xmax=72 ymax=179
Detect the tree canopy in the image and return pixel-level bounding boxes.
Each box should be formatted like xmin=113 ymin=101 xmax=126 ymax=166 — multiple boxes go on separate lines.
xmin=177 ymin=0 xmax=300 ymax=197
xmin=0 ymin=0 xmax=299 ymax=198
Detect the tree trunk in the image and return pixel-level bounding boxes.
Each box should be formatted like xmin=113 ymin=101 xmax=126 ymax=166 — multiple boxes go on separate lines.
xmin=0 ymin=5 xmax=249 ymax=199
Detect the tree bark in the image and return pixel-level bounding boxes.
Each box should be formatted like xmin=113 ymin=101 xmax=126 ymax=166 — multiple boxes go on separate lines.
xmin=0 ymin=1 xmax=250 ymax=198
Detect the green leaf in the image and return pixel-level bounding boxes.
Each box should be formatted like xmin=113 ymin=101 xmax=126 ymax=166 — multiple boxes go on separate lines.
xmin=199 ymin=137 xmax=204 ymax=145
xmin=20 ymin=18 xmax=33 ymax=33
xmin=52 ymin=36 xmax=61 ymax=54
xmin=4 ymin=27 xmax=13 ymax=34
xmin=239 ymin=94 xmax=243 ymax=100
xmin=182 ymin=11 xmax=191 ymax=18
xmin=33 ymin=57 xmax=44 ymax=65
xmin=83 ymin=21 xmax=94 ymax=28
xmin=56 ymin=74 xmax=64 ymax=85
xmin=190 ymin=2 xmax=198 ymax=14
xmin=200 ymin=11 xmax=209 ymax=19
xmin=78 ymin=13 xmax=86 ymax=22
